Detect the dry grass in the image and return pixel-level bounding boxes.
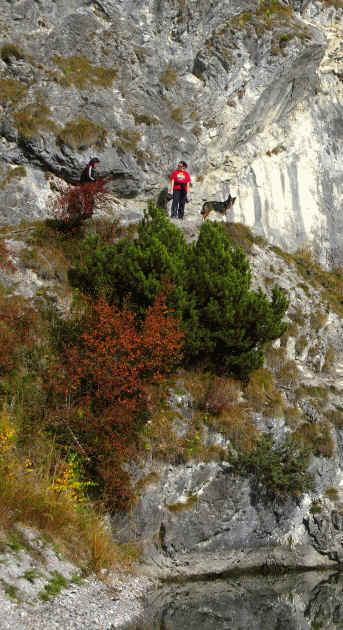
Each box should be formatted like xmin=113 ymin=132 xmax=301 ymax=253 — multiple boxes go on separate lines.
xmin=292 ymin=421 xmax=334 ymax=458
xmin=264 ymin=345 xmax=287 ymax=372
xmin=0 ymin=79 xmax=27 ymax=106
xmin=171 ymin=107 xmax=184 ymax=124
xmin=0 ymin=166 xmax=27 ymax=192
xmin=0 ymin=425 xmax=126 ymax=574
xmin=244 ymin=368 xmax=284 ymax=416
xmin=0 ymin=464 xmax=121 ymax=574
xmin=160 ymin=64 xmax=177 ymax=88
xmin=203 ymin=404 xmax=259 ymax=452
xmin=53 ymin=55 xmax=116 ymax=90
xmin=58 ymin=117 xmax=106 ymax=150
xmin=276 ymin=360 xmax=299 ymax=388
xmin=115 ymin=129 xmax=142 ymax=154
xmin=19 ymin=245 xmax=69 ymax=283
xmin=13 ymin=98 xmax=59 ymax=139
xmin=1 ymin=43 xmax=24 ymax=63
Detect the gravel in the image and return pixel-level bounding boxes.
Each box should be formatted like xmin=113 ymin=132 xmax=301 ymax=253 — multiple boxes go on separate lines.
xmin=0 ymin=573 xmax=154 ymax=630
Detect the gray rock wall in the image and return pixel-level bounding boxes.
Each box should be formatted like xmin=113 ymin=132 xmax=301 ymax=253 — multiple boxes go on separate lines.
xmin=0 ymin=0 xmax=343 ymax=266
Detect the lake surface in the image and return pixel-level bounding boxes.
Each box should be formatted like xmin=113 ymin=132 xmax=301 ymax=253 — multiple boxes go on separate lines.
xmin=130 ymin=570 xmax=343 ymax=629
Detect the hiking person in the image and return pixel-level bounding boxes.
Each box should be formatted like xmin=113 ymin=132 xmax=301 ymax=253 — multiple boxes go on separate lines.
xmin=169 ymin=160 xmax=191 ymax=220
xmin=80 ymin=157 xmax=100 ymax=185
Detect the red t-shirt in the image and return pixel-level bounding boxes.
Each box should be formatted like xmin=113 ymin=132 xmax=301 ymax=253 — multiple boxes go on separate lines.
xmin=170 ymin=169 xmax=191 ymax=190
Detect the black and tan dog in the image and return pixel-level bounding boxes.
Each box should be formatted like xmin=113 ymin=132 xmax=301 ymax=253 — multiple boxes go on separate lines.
xmin=201 ymin=193 xmax=236 ymax=221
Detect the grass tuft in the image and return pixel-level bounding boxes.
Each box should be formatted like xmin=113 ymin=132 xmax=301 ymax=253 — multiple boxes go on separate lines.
xmin=53 ymin=55 xmax=116 ymax=90
xmin=57 ymin=116 xmax=106 ymax=150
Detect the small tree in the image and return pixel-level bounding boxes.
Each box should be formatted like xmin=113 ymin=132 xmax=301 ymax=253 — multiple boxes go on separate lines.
xmin=184 ymin=221 xmax=289 ymax=377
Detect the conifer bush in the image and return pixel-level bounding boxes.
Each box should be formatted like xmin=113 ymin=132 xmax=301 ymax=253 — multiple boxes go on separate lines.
xmin=230 ymin=434 xmax=314 ymax=501
xmin=69 ymin=203 xmax=288 ymax=379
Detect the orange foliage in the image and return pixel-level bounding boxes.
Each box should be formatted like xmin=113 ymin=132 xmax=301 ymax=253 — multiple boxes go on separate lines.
xmin=52 ymin=293 xmax=183 ymax=507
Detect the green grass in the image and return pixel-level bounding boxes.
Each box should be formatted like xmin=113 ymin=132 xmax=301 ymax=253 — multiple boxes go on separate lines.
xmin=39 ymin=571 xmax=68 ymax=601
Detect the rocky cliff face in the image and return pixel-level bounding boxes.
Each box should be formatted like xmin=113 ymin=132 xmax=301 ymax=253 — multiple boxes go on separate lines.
xmin=1 ymin=0 xmax=343 ymax=265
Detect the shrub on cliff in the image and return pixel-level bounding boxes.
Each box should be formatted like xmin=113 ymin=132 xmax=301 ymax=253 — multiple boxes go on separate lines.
xmin=51 ymin=178 xmax=110 ymax=228
xmin=69 ymin=203 xmax=288 ymax=379
xmin=230 ymin=434 xmax=314 ymax=501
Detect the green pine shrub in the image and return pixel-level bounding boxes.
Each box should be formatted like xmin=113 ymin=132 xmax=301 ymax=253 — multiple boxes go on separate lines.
xmin=229 ymin=433 xmax=314 ymax=501
xmin=69 ymin=203 xmax=288 ymax=379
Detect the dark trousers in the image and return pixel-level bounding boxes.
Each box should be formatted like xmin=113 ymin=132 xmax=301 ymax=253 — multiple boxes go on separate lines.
xmin=171 ymin=189 xmax=186 ymax=219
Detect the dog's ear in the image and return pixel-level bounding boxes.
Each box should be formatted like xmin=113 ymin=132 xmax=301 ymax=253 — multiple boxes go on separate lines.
xmin=231 ymin=197 xmax=237 ymax=206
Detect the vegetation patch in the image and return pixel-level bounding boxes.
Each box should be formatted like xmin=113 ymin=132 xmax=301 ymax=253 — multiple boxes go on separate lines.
xmin=171 ymin=107 xmax=184 ymax=124
xmin=57 ymin=116 xmax=106 ymax=150
xmin=222 ymin=222 xmax=256 ymax=252
xmin=115 ymin=129 xmax=142 ymax=154
xmin=0 ymin=79 xmax=27 ymax=107
xmin=0 ymin=166 xmax=26 ymax=192
xmin=13 ymin=96 xmax=59 ymax=140
xmin=53 ymin=55 xmax=116 ymax=89
xmin=245 ymin=368 xmax=284 ymax=416
xmin=39 ymin=571 xmax=68 ymax=601
xmin=69 ymin=204 xmax=288 ymax=379
xmin=0 ymin=579 xmax=22 ymax=601
xmin=1 ymin=43 xmax=24 ymax=63
xmin=160 ymin=64 xmax=177 ymax=88
xmin=325 ymin=487 xmax=339 ymax=501
xmin=293 ymin=421 xmax=334 ymax=458
xmin=130 ymin=109 xmax=159 ymax=126
xmin=165 ymin=494 xmax=198 ymax=513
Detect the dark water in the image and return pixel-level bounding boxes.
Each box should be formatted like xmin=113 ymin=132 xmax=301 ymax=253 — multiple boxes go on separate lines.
xmin=131 ymin=571 xmax=343 ymax=630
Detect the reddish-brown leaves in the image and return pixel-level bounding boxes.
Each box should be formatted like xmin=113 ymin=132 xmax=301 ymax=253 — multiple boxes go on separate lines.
xmin=53 ymin=292 xmax=183 ymax=507
xmin=51 ymin=178 xmax=110 ymax=223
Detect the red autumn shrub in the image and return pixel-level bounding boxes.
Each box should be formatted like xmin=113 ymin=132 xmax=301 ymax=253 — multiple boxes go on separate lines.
xmin=51 ymin=292 xmax=183 ymax=507
xmin=51 ymin=178 xmax=110 ymax=225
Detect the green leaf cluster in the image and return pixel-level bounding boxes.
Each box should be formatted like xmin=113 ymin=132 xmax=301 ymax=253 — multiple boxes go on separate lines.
xmin=69 ymin=203 xmax=288 ymax=378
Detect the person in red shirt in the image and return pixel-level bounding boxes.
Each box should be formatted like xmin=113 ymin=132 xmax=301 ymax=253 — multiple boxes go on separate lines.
xmin=169 ymin=160 xmax=191 ymax=220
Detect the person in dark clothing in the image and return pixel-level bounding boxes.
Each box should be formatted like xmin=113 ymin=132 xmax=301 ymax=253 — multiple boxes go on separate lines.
xmin=169 ymin=160 xmax=191 ymax=219
xmin=80 ymin=157 xmax=100 ymax=184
